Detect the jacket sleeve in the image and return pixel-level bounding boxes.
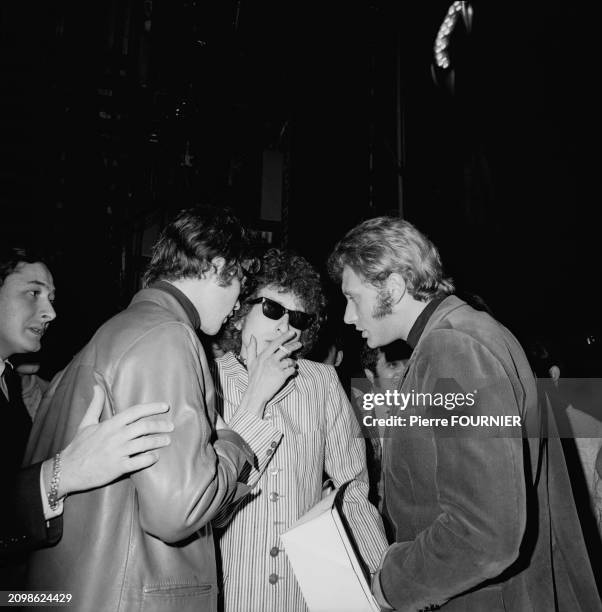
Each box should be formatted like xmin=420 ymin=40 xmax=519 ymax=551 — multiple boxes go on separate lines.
xmin=110 ymin=322 xmax=252 ymax=544
xmin=1 ymin=463 xmax=62 ymax=559
xmin=323 ymin=368 xmax=389 ymax=574
xmin=378 ymin=330 xmax=527 ymax=611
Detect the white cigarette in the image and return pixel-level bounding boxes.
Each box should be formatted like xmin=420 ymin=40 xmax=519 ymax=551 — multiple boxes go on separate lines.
xmin=277 ymin=345 xmax=291 ymax=355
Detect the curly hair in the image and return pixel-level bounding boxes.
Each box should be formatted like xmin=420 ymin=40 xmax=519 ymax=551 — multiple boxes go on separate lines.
xmin=218 ymin=249 xmax=326 ymax=357
xmin=143 ymin=206 xmax=253 ymax=287
xmin=328 ymin=217 xmax=454 ymax=301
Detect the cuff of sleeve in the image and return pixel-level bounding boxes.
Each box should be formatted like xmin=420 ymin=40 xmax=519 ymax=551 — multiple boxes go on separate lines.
xmin=228 ymin=408 xmax=283 ymax=475
xmin=40 ymin=466 xmax=64 ymax=521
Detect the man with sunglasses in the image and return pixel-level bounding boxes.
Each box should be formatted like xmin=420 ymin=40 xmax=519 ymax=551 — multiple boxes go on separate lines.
xmin=212 ymin=248 xmax=387 ymax=612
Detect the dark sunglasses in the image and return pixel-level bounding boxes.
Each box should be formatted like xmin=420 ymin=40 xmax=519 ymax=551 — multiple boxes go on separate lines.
xmin=247 ymin=297 xmax=315 ymax=331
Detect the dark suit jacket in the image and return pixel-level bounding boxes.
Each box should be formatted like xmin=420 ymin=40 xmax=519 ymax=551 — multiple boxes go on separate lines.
xmin=1 ymin=370 xmax=61 ymax=587
xmin=379 ymin=296 xmax=601 ymax=611
xmin=1 ymin=464 xmax=62 ymax=558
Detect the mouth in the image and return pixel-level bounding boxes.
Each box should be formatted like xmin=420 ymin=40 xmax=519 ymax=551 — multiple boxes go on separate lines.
xmin=27 ymin=326 xmax=46 ymax=337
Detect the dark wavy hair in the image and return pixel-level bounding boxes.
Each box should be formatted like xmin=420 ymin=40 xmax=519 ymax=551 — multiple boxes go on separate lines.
xmin=143 ymin=206 xmax=252 ymax=287
xmin=218 ymin=249 xmax=326 ymax=356
xmin=328 ymin=216 xmax=454 ymax=301
xmin=0 ymin=246 xmax=49 ymax=286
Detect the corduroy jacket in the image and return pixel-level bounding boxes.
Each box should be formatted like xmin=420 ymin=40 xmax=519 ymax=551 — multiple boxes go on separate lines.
xmin=378 ymin=296 xmax=600 ymax=611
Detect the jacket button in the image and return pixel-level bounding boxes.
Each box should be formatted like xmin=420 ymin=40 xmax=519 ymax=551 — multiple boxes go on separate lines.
xmin=270 ymin=440 xmax=278 ymax=448
xmin=269 ymin=492 xmax=279 ymax=502
xmin=266 ymin=449 xmax=273 ymax=456
xmin=269 ymin=573 xmax=279 ymax=585
xmin=270 ymin=546 xmax=279 ymax=557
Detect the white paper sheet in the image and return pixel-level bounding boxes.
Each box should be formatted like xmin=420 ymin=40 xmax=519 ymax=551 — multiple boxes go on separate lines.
xmin=280 ymin=489 xmax=381 ymax=612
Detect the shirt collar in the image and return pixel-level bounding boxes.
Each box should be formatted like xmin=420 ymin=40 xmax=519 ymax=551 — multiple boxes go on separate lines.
xmin=0 ymin=358 xmax=13 ymax=379
xmin=149 ymin=281 xmax=201 ymax=330
xmin=0 ymin=358 xmax=13 ymax=400
xmin=406 ymin=296 xmax=446 ymax=350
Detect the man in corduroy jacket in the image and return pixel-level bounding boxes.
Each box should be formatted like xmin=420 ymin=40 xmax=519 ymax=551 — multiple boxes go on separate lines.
xmin=329 ymin=216 xmax=601 ymax=612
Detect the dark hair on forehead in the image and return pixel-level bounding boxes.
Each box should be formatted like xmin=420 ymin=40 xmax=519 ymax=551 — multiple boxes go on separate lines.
xmin=143 ymin=206 xmax=253 ymax=287
xmin=0 ymin=246 xmax=49 ymax=286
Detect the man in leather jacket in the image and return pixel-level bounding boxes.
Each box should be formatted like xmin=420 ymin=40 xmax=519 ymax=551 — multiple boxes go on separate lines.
xmin=25 ymin=208 xmax=254 ymax=612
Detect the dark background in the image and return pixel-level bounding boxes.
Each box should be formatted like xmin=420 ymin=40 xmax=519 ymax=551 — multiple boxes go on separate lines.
xmin=2 ymin=0 xmax=601 ymax=376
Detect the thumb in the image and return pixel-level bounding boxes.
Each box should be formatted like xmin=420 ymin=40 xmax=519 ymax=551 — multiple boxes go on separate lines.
xmin=78 ymin=385 xmax=105 ymax=429
xmin=246 ymin=335 xmax=258 ymax=369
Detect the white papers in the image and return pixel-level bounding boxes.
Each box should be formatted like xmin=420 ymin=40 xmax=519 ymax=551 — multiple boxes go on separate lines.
xmin=281 ymin=489 xmax=381 ymax=612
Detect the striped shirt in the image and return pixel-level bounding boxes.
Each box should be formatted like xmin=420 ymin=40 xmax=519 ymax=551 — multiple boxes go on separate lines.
xmin=213 ymin=352 xmax=388 ymax=612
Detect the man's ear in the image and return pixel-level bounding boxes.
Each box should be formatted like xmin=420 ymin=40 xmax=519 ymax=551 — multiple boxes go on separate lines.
xmin=334 ymin=349 xmax=344 ymax=368
xmin=364 ymin=368 xmax=375 ymax=387
xmin=386 ymin=272 xmax=407 ymax=305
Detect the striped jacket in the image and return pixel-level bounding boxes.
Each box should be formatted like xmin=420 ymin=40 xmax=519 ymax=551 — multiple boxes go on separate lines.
xmin=213 ymin=353 xmax=388 ymax=612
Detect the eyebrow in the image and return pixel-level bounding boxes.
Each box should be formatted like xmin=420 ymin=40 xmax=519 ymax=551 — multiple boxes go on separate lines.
xmin=26 ymin=280 xmax=53 ymax=289
xmin=25 ymin=279 xmax=56 ymax=295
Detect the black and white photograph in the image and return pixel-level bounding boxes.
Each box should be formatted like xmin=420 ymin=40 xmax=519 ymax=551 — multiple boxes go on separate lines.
xmin=2 ymin=1 xmax=602 ymax=610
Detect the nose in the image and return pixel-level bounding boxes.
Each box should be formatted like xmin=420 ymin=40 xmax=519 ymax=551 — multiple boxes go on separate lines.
xmin=343 ymin=301 xmax=356 ymax=325
xmin=275 ymin=312 xmax=291 ymax=334
xmin=41 ymin=300 xmax=57 ymax=322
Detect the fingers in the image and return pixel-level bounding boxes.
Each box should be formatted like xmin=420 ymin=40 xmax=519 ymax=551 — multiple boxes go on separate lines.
xmin=266 ymin=330 xmax=295 ymax=354
xmin=269 ymin=331 xmax=301 ymax=358
xmin=126 ymin=434 xmax=171 ymax=456
xmin=78 ymin=385 xmax=106 ymax=429
xmin=123 ymin=417 xmax=174 ymax=439
xmin=281 ymin=365 xmax=297 ymax=379
xmin=124 ymin=452 xmax=160 ymax=472
xmin=113 ymin=402 xmax=171 ymax=426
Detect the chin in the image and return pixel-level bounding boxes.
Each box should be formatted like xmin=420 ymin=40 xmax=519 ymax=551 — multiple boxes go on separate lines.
xmin=367 ymin=335 xmax=389 ymax=350
xmin=202 ymin=323 xmax=221 ymax=336
xmin=25 ymin=341 xmax=42 ymax=353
